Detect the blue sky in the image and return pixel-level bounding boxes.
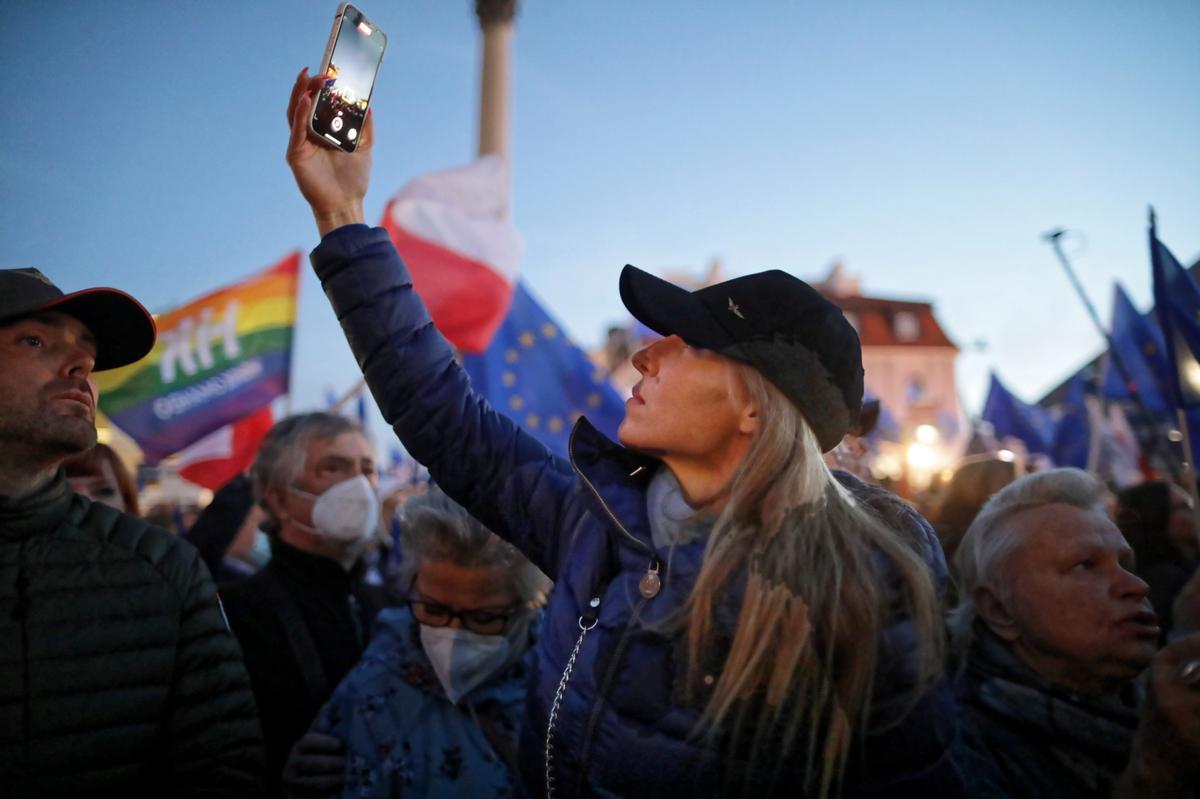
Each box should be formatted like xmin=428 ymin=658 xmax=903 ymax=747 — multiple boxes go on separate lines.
xmin=3 ymin=1 xmax=1198 ymax=445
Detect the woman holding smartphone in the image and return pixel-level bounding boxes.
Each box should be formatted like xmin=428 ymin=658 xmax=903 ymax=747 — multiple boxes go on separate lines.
xmin=284 ymin=71 xmax=964 ymax=798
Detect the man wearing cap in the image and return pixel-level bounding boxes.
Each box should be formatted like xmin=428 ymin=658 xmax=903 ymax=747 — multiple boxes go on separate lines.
xmin=284 ymin=71 xmax=963 ymax=796
xmin=0 ymin=268 xmax=264 ymax=796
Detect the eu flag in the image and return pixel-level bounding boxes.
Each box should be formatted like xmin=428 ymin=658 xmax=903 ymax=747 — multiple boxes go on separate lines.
xmin=1103 ymin=283 xmax=1171 ymax=416
xmin=982 ymin=372 xmax=1055 ymax=455
xmin=462 ymin=281 xmax=626 ymax=458
xmin=1049 ymin=373 xmax=1093 ymax=469
xmin=1150 ymin=227 xmax=1200 ymax=411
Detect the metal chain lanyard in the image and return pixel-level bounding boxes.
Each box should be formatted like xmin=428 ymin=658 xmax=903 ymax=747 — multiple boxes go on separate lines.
xmin=544 ymin=596 xmax=600 ymax=799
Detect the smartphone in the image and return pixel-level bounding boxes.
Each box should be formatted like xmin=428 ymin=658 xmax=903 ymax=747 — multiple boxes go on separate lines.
xmin=310 ymin=4 xmax=387 ymax=153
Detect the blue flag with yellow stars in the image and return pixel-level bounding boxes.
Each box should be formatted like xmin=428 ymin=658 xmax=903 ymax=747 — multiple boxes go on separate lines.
xmin=462 ymin=281 xmax=626 ymax=458
xmin=1049 ymin=373 xmax=1093 ymax=469
xmin=1102 ymin=283 xmax=1171 ymax=416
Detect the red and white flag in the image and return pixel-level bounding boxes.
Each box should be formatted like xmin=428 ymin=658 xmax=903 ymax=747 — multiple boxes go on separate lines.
xmin=381 ymin=155 xmax=523 ymax=354
xmin=177 ymin=406 xmax=275 ymax=491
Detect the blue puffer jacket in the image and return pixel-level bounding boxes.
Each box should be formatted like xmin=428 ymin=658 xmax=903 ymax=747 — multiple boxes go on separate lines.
xmin=311 ymin=225 xmax=966 ymax=798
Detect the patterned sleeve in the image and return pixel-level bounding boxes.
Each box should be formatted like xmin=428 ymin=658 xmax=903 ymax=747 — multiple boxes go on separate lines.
xmin=315 ymin=662 xmax=405 ymax=799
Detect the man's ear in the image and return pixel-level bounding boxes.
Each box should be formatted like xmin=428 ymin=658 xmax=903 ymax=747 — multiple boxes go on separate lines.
xmin=974 ymin=586 xmax=1020 ymax=642
xmin=738 ymin=402 xmax=760 ymax=436
xmin=264 ymin=486 xmax=289 ymax=524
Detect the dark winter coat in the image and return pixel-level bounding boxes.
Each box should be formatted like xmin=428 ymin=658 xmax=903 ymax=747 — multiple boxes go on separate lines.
xmin=221 ymin=537 xmax=388 ymax=797
xmin=311 ymin=225 xmax=966 ymax=798
xmin=952 ymin=625 xmax=1140 ymax=798
xmin=0 ymin=472 xmax=264 ymax=797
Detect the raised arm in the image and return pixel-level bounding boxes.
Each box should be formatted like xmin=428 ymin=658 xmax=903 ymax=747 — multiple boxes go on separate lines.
xmin=284 ymin=70 xmax=580 ymax=577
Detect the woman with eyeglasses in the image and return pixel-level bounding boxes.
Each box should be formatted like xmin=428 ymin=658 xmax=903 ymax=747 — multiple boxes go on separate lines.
xmin=308 ymin=489 xmax=550 ymax=798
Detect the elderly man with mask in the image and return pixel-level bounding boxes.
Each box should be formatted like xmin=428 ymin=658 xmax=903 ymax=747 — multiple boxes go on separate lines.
xmin=951 ymin=467 xmax=1200 ymax=798
xmin=0 ymin=268 xmax=263 ymax=796
xmin=221 ymin=411 xmax=389 ymax=798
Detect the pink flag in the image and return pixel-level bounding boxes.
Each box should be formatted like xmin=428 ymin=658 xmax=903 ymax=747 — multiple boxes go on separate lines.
xmin=381 ymin=155 xmax=523 ymax=354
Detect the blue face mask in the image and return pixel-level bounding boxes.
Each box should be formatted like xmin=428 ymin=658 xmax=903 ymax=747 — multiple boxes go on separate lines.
xmin=249 ymin=530 xmax=272 ymax=567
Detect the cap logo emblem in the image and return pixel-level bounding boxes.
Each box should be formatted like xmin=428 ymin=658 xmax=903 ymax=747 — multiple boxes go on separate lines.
xmin=728 ymin=297 xmax=745 ymax=320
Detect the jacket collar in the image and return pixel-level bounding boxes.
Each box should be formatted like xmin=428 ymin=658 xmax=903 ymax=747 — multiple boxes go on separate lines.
xmin=268 ymin=536 xmax=358 ymax=591
xmin=0 ymin=470 xmax=74 ymax=542
xmin=568 ymin=418 xmax=659 ymax=555
xmin=567 ymin=417 xmax=658 ymax=483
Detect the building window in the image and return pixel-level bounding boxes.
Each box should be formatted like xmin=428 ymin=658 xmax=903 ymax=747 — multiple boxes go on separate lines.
xmin=894 ymin=311 xmax=920 ymax=342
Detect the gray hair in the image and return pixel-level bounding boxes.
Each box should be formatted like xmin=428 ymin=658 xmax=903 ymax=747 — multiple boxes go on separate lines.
xmin=250 ymin=412 xmax=365 ymax=535
xmin=397 ymin=489 xmax=550 ymax=608
xmin=950 ymin=467 xmax=1110 ymax=648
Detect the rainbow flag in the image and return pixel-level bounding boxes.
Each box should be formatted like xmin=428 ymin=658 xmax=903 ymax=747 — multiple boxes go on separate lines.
xmin=97 ymin=253 xmax=300 ymax=464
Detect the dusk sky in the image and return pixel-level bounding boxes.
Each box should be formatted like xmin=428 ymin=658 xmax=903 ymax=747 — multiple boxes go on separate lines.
xmin=3 ymin=1 xmax=1198 ymax=447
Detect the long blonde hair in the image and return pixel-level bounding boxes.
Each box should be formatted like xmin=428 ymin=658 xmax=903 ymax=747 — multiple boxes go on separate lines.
xmin=685 ymin=365 xmax=944 ymax=797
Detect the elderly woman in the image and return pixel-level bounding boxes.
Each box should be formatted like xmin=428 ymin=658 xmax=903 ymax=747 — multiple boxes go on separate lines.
xmin=308 ymin=490 xmax=550 ymax=798
xmin=951 ymin=467 xmax=1200 ymax=798
xmin=284 ymin=71 xmax=960 ymax=797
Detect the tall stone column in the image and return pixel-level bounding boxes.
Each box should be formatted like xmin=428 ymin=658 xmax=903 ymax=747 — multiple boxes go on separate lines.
xmin=475 ymin=0 xmax=516 ymax=162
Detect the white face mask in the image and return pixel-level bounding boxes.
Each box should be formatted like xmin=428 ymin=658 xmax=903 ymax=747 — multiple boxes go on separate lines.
xmin=420 ymin=621 xmax=523 ymax=704
xmin=291 ymin=475 xmax=380 ymax=544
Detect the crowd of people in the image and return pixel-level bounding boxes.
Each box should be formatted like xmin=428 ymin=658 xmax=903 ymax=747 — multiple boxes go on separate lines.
xmin=0 ymin=67 xmax=1198 ymax=798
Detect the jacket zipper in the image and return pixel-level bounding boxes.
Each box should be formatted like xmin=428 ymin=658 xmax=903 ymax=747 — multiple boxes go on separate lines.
xmin=565 ymin=424 xmax=661 ymax=797
xmin=572 ymin=593 xmax=650 ymax=797
xmin=567 ymin=424 xmax=654 ymax=558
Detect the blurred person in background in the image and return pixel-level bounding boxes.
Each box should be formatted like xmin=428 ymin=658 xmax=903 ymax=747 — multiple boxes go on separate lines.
xmin=0 ymin=267 xmax=262 ymax=796
xmin=222 ymin=411 xmax=390 ymax=798
xmin=1116 ymin=480 xmax=1199 ymax=640
xmin=951 ymin=467 xmax=1200 ymax=798
xmin=63 ymin=441 xmax=140 ymax=515
xmin=821 ymin=398 xmax=881 ymax=483
xmin=935 ymin=456 xmax=1019 ymax=568
xmin=295 ymin=489 xmax=549 ymax=798
xmin=184 ymin=472 xmax=267 ymax=585
xmin=285 ymin=70 xmax=963 ymax=797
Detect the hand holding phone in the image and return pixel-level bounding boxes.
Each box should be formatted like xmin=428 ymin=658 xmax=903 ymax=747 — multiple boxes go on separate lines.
xmin=286 ymin=67 xmax=371 ymax=236
xmin=309 ymin=4 xmax=386 ymax=153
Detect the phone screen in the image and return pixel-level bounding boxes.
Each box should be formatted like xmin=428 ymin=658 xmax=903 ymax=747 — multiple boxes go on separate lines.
xmin=311 ymin=6 xmax=386 ymax=152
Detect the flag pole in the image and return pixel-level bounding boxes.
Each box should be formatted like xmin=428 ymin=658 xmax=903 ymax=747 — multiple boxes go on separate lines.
xmin=476 ymin=0 xmax=516 ymax=163
xmin=1042 ymin=228 xmax=1180 ymax=478
xmin=1175 ymin=407 xmax=1200 ymax=525
xmin=329 ymin=377 xmax=368 ymax=413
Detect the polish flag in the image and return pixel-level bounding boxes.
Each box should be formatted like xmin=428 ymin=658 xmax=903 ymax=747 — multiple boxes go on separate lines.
xmin=177 ymin=406 xmax=274 ymax=491
xmin=380 ymin=155 xmax=523 ymax=354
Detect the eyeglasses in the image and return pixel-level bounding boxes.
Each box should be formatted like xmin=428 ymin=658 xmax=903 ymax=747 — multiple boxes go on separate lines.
xmin=407 ymin=596 xmax=521 ymax=635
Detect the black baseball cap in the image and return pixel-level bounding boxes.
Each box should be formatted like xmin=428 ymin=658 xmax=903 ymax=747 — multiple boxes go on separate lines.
xmin=0 ymin=268 xmax=157 ymax=371
xmin=619 ymin=265 xmax=863 ymax=452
